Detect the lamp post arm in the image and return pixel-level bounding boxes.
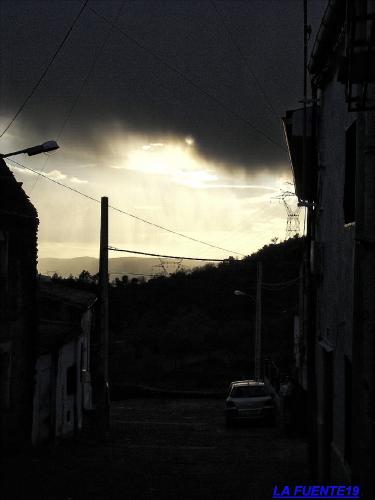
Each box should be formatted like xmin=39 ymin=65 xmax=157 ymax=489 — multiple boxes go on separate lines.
xmin=1 ymin=147 xmax=31 ymax=158
xmin=1 ymin=140 xmax=59 ymax=158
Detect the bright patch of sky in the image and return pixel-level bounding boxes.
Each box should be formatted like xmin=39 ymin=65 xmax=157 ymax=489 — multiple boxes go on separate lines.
xmin=5 ymin=130 xmax=301 ymax=262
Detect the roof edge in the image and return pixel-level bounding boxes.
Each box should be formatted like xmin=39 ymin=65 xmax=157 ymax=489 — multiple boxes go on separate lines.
xmin=309 ymin=0 xmax=346 ymax=77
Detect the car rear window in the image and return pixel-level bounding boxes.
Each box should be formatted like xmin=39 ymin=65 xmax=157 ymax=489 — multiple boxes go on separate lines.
xmin=230 ymin=385 xmax=269 ymax=398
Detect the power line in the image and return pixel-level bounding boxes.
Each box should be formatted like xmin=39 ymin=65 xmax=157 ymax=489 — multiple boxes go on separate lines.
xmin=88 ymin=6 xmax=287 ymax=153
xmin=0 ymin=0 xmax=89 ymax=138
xmin=108 ymin=246 xmax=225 ymax=262
xmin=262 ymin=276 xmax=300 ymax=287
xmin=7 ymin=158 xmax=245 ymax=257
xmin=29 ymin=1 xmax=126 ymax=195
xmin=8 ymin=158 xmax=100 ymax=201
xmin=262 ymin=277 xmax=300 ymax=291
xmin=108 ymin=205 xmax=245 ymax=256
xmin=210 ymin=0 xmax=280 ymax=122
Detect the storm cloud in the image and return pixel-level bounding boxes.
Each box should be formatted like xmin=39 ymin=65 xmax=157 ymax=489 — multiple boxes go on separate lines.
xmin=0 ymin=0 xmax=326 ymax=172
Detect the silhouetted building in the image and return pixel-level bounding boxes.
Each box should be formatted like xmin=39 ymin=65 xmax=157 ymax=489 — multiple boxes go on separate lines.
xmin=0 ymin=158 xmax=39 ymax=450
xmin=32 ymin=279 xmax=96 ymax=444
xmin=284 ymin=0 xmax=375 ymax=495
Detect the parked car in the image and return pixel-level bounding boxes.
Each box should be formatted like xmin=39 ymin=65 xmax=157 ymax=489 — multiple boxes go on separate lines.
xmin=225 ymin=380 xmax=276 ymax=426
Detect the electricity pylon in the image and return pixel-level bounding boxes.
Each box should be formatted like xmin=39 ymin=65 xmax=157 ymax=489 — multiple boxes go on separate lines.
xmin=273 ymin=191 xmax=301 ymax=240
xmin=152 ymin=258 xmax=184 ymax=277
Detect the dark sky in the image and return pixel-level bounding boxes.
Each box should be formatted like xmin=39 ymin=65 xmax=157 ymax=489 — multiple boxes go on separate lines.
xmin=0 ymin=0 xmax=327 ymax=173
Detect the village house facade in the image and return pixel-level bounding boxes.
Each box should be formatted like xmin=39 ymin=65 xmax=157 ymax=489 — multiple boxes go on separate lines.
xmin=0 ymin=157 xmax=39 ymax=450
xmin=32 ymin=279 xmax=96 ymax=444
xmin=285 ymin=0 xmax=375 ymax=496
xmin=0 ymin=157 xmax=98 ymax=449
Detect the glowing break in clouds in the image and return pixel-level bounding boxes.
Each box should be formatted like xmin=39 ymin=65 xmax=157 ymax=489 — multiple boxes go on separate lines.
xmin=107 ymin=136 xmax=280 ymax=192
xmin=7 ymin=129 xmax=296 ymax=261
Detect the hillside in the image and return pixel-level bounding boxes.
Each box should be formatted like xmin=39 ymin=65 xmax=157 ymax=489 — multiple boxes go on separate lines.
xmin=44 ymin=237 xmax=305 ymax=392
xmin=109 ymin=236 xmax=305 ymax=391
xmin=38 ymin=256 xmax=206 ymax=279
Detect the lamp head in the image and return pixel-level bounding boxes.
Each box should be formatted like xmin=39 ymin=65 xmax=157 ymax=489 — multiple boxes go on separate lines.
xmin=27 ymin=140 xmax=59 ymax=156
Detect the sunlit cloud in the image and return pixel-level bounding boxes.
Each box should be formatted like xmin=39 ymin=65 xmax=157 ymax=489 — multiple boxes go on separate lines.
xmin=107 ymin=137 xmax=225 ymax=191
xmin=70 ymin=176 xmax=88 ymax=184
xmin=175 ymin=170 xmax=218 ymax=188
xmin=142 ymin=143 xmax=164 ymax=151
xmin=10 ymin=165 xmax=37 ymax=176
xmin=179 ymin=182 xmax=280 ymax=190
xmin=9 ymin=165 xmax=68 ymax=183
xmin=45 ymin=169 xmax=66 ymax=181
xmin=5 ymin=127 xmax=295 ymax=261
xmin=79 ymin=163 xmax=97 ymax=169
xmin=109 ymin=164 xmax=125 ymax=169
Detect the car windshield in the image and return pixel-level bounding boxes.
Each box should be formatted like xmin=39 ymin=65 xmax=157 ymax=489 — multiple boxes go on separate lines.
xmin=230 ymin=385 xmax=269 ymax=398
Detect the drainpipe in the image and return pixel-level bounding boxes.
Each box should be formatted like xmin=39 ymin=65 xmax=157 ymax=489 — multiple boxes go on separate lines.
xmin=305 ymin=80 xmax=318 ymax=480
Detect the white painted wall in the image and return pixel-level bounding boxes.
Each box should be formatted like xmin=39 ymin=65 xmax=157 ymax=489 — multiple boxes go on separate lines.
xmin=56 ymin=339 xmax=77 ymax=438
xmin=33 ymin=307 xmax=94 ymax=443
xmin=32 ymin=353 xmax=53 ymax=445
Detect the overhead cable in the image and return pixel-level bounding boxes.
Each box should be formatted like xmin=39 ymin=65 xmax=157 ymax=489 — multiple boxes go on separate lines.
xmin=30 ymin=1 xmax=126 ymax=195
xmin=0 ymin=0 xmax=89 ymax=138
xmin=262 ymin=278 xmax=300 ymax=291
xmin=107 ymin=206 xmax=245 ymax=256
xmin=7 ymin=158 xmax=245 ymax=257
xmin=108 ymin=246 xmax=225 ymax=262
xmin=262 ymin=276 xmax=300 ymax=287
xmin=88 ymin=6 xmax=287 ymax=153
xmin=210 ymin=0 xmax=280 ymax=122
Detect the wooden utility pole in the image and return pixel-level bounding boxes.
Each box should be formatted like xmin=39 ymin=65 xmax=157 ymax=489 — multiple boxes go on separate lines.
xmin=98 ymin=196 xmax=109 ymax=429
xmin=254 ymin=262 xmax=262 ymax=380
xmin=303 ymin=0 xmax=318 ymax=478
xmin=303 ymin=0 xmax=308 ymax=197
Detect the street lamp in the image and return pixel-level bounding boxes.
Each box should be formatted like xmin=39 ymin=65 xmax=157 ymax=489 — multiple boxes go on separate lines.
xmin=0 ymin=140 xmax=59 ymax=158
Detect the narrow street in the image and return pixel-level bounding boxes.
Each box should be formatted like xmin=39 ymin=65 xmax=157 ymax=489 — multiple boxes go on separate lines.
xmin=4 ymin=398 xmax=309 ymax=500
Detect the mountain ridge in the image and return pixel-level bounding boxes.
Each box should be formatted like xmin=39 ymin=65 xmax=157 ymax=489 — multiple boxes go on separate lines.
xmin=38 ymin=256 xmax=209 ymax=278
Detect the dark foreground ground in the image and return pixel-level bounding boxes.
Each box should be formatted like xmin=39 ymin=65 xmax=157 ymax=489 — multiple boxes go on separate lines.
xmin=3 ymin=399 xmax=310 ymax=500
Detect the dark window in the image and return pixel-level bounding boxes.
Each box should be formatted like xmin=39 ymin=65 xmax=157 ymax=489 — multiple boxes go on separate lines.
xmin=344 ymin=121 xmax=357 ymax=224
xmin=66 ymin=365 xmax=77 ymax=395
xmin=231 ymin=385 xmax=269 ymax=398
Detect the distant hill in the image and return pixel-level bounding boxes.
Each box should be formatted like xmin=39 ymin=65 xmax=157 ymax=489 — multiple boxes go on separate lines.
xmin=109 ymin=236 xmax=305 ymax=390
xmin=38 ymin=256 xmax=208 ymax=279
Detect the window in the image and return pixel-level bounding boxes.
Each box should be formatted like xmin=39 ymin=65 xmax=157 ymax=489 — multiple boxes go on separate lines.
xmin=344 ymin=121 xmax=357 ymax=224
xmin=231 ymin=385 xmax=269 ymax=398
